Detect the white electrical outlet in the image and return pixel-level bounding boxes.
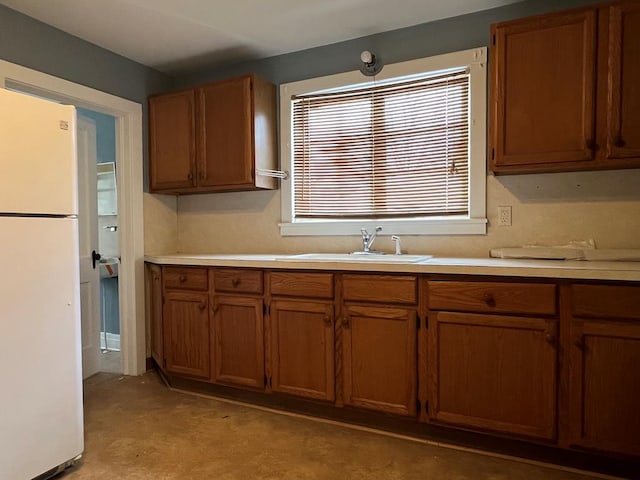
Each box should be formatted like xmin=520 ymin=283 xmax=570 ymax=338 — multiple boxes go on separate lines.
xmin=498 ymin=206 xmax=512 ymax=226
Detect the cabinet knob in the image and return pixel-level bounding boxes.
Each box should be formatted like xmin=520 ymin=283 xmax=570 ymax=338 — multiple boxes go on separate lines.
xmin=187 ymin=172 xmax=194 ymax=181
xmin=614 ymin=136 xmax=626 ymax=148
xmin=483 ymin=293 xmax=496 ymax=307
xmin=545 ymin=333 xmax=557 ymax=346
xmin=212 ymin=303 xmax=219 ymax=314
xmin=179 ymin=275 xmax=187 ymax=282
xmin=323 ymin=315 xmax=332 ymax=326
xmin=342 ymin=316 xmax=350 ymax=329
xmin=231 ymin=278 xmax=240 ymax=287
xmin=574 ymin=338 xmax=585 ymax=351
xmin=199 ymin=302 xmax=206 ymax=311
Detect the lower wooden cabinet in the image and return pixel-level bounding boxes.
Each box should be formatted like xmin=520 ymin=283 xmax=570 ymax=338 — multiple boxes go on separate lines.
xmin=568 ymin=284 xmax=640 ymax=456
xmin=147 ymin=262 xmax=640 ymax=460
xmin=569 ymin=320 xmax=640 ymax=456
xmin=148 ymin=264 xmax=163 ymax=367
xmin=163 ymin=290 xmax=210 ymax=379
xmin=428 ymin=312 xmax=558 ymax=440
xmin=212 ymin=295 xmax=264 ymax=389
xmin=342 ymin=304 xmax=417 ymax=416
xmin=269 ymin=299 xmax=335 ymax=401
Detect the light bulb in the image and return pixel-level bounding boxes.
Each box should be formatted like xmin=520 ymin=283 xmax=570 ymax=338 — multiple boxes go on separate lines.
xmin=360 ymin=50 xmax=373 ymax=64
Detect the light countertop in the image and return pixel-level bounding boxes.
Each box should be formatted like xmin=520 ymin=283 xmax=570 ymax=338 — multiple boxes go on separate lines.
xmin=144 ymin=253 xmax=640 ymax=282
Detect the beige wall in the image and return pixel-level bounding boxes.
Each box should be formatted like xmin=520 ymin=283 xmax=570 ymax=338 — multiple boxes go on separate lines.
xmin=144 ymin=168 xmax=640 ymax=258
xmin=143 ymin=192 xmax=178 ymax=254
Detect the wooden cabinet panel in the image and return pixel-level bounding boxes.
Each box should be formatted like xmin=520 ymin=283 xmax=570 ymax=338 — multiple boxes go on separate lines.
xmin=603 ymin=2 xmax=640 ymax=161
xmin=148 ymin=74 xmax=277 ymax=194
xmin=491 ymin=9 xmax=597 ymax=171
xmin=343 ymin=274 xmax=417 ymax=304
xmin=163 ymin=291 xmax=210 ymax=379
xmin=163 ymin=266 xmax=208 ymax=291
xmin=213 ymin=268 xmax=263 ymax=294
xmin=212 ymin=295 xmax=264 ymax=389
xmin=269 ymin=272 xmax=334 ymax=299
xmin=429 ymin=312 xmax=557 ymax=440
xmin=198 ymin=77 xmax=253 ymax=189
xmin=342 ymin=305 xmax=417 ymax=416
xmin=429 ymin=281 xmax=556 ymax=316
xmin=270 ymin=300 xmax=334 ymax=401
xmin=569 ymin=320 xmax=640 ymax=456
xmin=148 ymin=264 xmax=163 ymax=367
xmin=149 ymin=90 xmax=196 ymax=191
xmin=571 ymin=284 xmax=640 ymax=320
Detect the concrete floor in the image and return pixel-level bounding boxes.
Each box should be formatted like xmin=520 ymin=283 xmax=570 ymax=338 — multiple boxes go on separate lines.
xmin=61 ymin=371 xmax=608 ymax=480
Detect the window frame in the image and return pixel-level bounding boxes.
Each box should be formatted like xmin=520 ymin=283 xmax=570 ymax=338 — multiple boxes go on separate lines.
xmin=279 ymin=47 xmax=487 ymax=236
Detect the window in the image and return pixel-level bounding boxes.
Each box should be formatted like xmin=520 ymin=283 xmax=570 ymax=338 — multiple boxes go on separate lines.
xmin=280 ymin=48 xmax=487 ymax=236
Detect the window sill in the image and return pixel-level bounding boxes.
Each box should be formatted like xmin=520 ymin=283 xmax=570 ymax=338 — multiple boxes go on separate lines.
xmin=279 ymin=218 xmax=487 ymax=236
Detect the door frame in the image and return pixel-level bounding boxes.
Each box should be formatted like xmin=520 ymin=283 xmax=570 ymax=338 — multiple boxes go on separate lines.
xmin=0 ymin=59 xmax=146 ymax=375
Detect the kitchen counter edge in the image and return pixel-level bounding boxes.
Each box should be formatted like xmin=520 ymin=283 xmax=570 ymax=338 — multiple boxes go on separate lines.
xmin=144 ymin=254 xmax=640 ymax=282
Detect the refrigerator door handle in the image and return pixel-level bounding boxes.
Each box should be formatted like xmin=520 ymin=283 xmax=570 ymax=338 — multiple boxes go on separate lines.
xmin=91 ymin=250 xmax=101 ymax=269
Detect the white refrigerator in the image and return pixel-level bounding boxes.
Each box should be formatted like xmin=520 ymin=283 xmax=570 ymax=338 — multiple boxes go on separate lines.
xmin=0 ymin=88 xmax=84 ymax=479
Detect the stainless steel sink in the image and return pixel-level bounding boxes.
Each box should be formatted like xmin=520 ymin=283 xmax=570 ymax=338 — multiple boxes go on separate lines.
xmin=277 ymin=253 xmax=432 ymax=263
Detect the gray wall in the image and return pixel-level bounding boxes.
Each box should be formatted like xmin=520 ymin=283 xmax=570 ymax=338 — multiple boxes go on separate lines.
xmin=0 ymin=5 xmax=171 ymax=102
xmin=175 ymin=0 xmax=601 ymax=88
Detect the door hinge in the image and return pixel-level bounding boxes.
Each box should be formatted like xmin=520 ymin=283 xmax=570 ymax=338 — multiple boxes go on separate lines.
xmin=269 ymin=376 xmax=272 ymax=388
xmin=162 ymin=295 xmax=165 ymax=305
xmin=264 ymin=374 xmax=267 ymax=386
xmin=492 ymin=33 xmax=496 ymax=45
xmin=263 ymin=303 xmax=270 ymax=316
xmin=417 ymin=399 xmax=421 ymax=412
xmin=491 ymin=148 xmax=495 ymax=160
xmin=425 ymin=401 xmax=429 ymax=414
xmin=416 ymin=316 xmax=421 ymax=329
xmin=424 ymin=317 xmax=428 ymax=329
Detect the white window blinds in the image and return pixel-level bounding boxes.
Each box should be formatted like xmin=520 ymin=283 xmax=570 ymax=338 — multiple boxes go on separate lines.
xmin=292 ymin=68 xmax=470 ymax=219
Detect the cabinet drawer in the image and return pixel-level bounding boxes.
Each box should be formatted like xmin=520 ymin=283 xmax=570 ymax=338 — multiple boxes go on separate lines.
xmin=163 ymin=267 xmax=208 ymax=291
xmin=213 ymin=269 xmax=263 ymax=294
xmin=270 ymin=272 xmax=333 ymax=298
xmin=571 ymin=284 xmax=640 ymax=320
xmin=429 ymin=281 xmax=556 ymax=316
xmin=343 ymin=274 xmax=417 ymax=304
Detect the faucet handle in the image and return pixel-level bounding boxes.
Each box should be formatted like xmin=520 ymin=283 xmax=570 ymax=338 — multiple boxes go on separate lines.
xmin=391 ymin=235 xmax=402 ymax=255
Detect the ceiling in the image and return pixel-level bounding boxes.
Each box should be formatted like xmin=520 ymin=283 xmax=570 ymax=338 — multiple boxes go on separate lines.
xmin=0 ymin=0 xmax=520 ymax=75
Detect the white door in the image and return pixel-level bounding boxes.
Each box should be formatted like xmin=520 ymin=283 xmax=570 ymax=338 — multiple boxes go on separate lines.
xmin=77 ymin=115 xmax=101 ymax=379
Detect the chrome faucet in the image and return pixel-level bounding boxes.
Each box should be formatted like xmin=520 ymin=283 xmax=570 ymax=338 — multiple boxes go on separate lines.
xmin=360 ymin=226 xmax=382 ymax=253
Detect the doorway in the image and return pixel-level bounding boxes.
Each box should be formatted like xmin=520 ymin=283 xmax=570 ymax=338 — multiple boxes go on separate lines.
xmin=79 ymin=108 xmax=122 ymax=374
xmin=0 ymin=59 xmax=146 ymax=376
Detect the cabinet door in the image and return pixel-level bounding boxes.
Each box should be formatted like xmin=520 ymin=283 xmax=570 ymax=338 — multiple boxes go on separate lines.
xmin=212 ymin=295 xmax=264 ymax=388
xmin=270 ymin=299 xmax=334 ymax=401
xmin=429 ymin=312 xmax=557 ymax=440
xmin=342 ymin=305 xmax=417 ymax=416
xmin=197 ymin=76 xmax=254 ymax=190
xmin=149 ymin=90 xmax=196 ymax=192
xmin=491 ymin=9 xmax=597 ymax=171
xmin=602 ymin=2 xmax=640 ymax=161
xmin=569 ymin=320 xmax=640 ymax=456
xmin=148 ymin=264 xmax=163 ymax=367
xmin=163 ymin=291 xmax=210 ymax=379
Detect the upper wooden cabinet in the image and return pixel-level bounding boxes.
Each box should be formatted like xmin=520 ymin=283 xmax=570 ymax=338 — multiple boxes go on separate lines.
xmin=490 ymin=1 xmax=640 ymax=174
xmin=149 ymin=74 xmax=278 ymax=193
